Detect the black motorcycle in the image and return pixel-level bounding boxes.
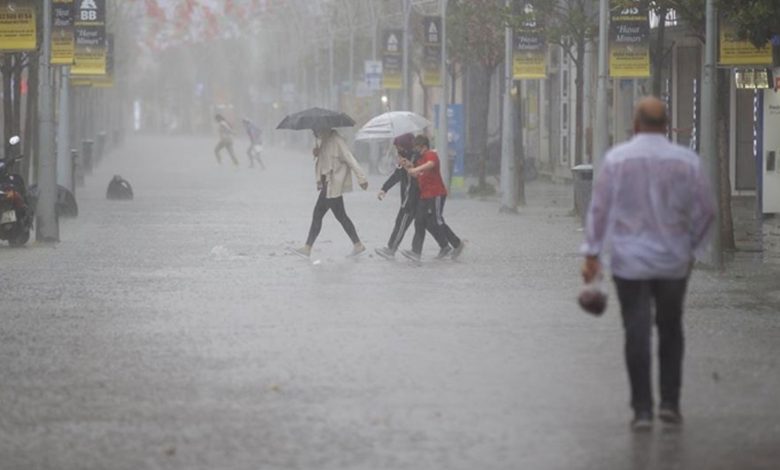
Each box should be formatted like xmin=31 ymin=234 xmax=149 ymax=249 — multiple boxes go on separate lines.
xmin=0 ymin=136 xmax=33 ymax=246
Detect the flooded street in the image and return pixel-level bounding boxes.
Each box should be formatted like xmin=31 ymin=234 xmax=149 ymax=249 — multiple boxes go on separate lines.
xmin=0 ymin=136 xmax=778 ymax=469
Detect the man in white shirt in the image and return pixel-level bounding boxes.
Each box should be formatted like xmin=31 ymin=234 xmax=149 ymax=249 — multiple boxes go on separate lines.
xmin=581 ymin=97 xmax=716 ymax=431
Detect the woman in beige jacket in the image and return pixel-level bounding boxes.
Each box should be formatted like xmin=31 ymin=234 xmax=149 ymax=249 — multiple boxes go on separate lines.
xmin=294 ymin=128 xmax=368 ymax=258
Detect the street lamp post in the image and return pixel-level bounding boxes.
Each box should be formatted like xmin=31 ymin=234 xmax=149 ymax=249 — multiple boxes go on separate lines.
xmin=36 ymin=0 xmax=59 ymax=242
xmin=438 ymin=0 xmax=449 ymax=188
xmin=499 ymin=0 xmax=516 ymax=213
xmin=701 ymin=0 xmax=722 ymax=267
xmin=593 ymin=0 xmax=609 ymax=173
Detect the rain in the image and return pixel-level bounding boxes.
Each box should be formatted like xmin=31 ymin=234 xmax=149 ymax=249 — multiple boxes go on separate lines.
xmin=1 ymin=1 xmax=779 ymax=469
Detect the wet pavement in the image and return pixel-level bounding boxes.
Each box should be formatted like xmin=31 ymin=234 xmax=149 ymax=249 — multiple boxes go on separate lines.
xmin=0 ymin=135 xmax=778 ymax=470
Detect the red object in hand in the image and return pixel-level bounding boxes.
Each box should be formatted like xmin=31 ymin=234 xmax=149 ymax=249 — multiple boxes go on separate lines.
xmin=578 ymin=287 xmax=607 ymax=316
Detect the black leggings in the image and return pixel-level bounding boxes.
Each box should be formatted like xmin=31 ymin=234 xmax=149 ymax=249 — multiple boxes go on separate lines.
xmin=411 ymin=195 xmax=460 ymax=254
xmin=306 ymin=184 xmax=360 ymax=246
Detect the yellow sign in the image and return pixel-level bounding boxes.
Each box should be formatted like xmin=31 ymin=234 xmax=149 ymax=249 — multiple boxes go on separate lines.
xmin=0 ymin=3 xmax=36 ymax=51
xmin=719 ymin=26 xmax=772 ymax=66
xmin=609 ymin=3 xmax=650 ymax=78
xmin=382 ymin=30 xmax=403 ymax=90
xmin=52 ymin=0 xmax=74 ymax=64
xmin=70 ymin=78 xmax=93 ymax=87
xmin=513 ymin=8 xmax=546 ymax=80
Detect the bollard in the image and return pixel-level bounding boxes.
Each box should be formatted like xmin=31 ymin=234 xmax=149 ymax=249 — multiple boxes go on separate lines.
xmin=81 ymin=139 xmax=94 ymax=174
xmin=572 ymin=164 xmax=594 ymax=226
xmin=95 ymin=131 xmax=107 ymax=163
xmin=71 ymin=149 xmax=81 ymax=190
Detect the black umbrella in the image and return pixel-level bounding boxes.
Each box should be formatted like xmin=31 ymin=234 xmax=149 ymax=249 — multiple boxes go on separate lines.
xmin=276 ymin=107 xmax=355 ymax=131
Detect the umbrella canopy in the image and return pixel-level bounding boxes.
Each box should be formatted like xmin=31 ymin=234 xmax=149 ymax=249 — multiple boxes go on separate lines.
xmin=276 ymin=107 xmax=355 ymax=131
xmin=355 ymin=111 xmax=432 ymax=141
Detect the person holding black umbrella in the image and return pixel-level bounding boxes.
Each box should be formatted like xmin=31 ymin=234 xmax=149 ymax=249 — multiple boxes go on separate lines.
xmin=293 ymin=128 xmax=369 ymax=258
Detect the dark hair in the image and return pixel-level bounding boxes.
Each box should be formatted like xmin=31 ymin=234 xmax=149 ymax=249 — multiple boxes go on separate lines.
xmin=215 ymin=113 xmax=224 ymax=122
xmin=413 ymin=135 xmax=430 ymax=149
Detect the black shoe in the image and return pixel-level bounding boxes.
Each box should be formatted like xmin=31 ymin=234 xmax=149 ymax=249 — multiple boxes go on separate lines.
xmin=658 ymin=405 xmax=683 ymax=425
xmin=435 ymin=245 xmax=453 ymax=259
xmin=631 ymin=411 xmax=653 ymax=432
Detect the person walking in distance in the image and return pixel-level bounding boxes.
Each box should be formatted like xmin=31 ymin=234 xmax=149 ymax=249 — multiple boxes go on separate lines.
xmin=214 ymin=114 xmax=239 ymax=166
xmin=400 ymin=135 xmax=465 ymax=263
xmin=242 ymin=117 xmax=266 ymax=169
xmin=294 ymin=128 xmax=369 ymax=258
xmin=581 ymin=97 xmax=716 ymax=431
xmin=375 ymin=133 xmax=450 ymax=260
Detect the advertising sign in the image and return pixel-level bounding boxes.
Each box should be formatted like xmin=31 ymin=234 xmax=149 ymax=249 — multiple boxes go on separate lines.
xmin=382 ymin=29 xmax=403 ymax=90
xmin=0 ymin=1 xmax=36 ymax=51
xmin=513 ymin=3 xmax=546 ymax=80
xmin=72 ymin=0 xmax=107 ymax=76
xmin=422 ymin=17 xmax=442 ymax=87
xmin=364 ymin=60 xmax=383 ymax=91
xmin=92 ymin=33 xmax=114 ymax=87
xmin=609 ymin=2 xmax=650 ymax=78
xmin=719 ymin=24 xmax=772 ymax=66
xmin=52 ymin=0 xmax=75 ymax=65
xmin=434 ymin=104 xmax=465 ymax=189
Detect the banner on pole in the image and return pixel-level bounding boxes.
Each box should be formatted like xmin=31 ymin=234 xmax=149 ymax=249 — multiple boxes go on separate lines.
xmin=609 ymin=2 xmax=650 ymax=78
xmin=0 ymin=1 xmax=37 ymax=51
xmin=719 ymin=24 xmax=772 ymax=66
xmin=382 ymin=29 xmax=403 ymax=90
xmin=513 ymin=3 xmax=546 ymax=80
xmin=72 ymin=0 xmax=107 ymax=76
xmin=92 ymin=33 xmax=114 ymax=87
xmin=52 ymin=0 xmax=75 ymax=65
xmin=422 ymin=17 xmax=442 ymax=87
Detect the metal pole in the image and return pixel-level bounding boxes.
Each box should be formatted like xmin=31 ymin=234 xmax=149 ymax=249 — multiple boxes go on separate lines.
xmin=438 ymin=0 xmax=450 ymax=188
xmin=499 ymin=0 xmax=516 ymax=213
xmin=593 ymin=0 xmax=610 ymax=173
xmin=36 ymin=0 xmax=59 ymax=242
xmin=402 ymin=0 xmax=411 ymax=110
xmin=370 ymin=3 xmax=380 ymax=174
xmin=329 ymin=30 xmax=335 ymax=109
xmin=56 ymin=67 xmax=71 ymax=192
xmin=701 ymin=0 xmax=722 ymax=267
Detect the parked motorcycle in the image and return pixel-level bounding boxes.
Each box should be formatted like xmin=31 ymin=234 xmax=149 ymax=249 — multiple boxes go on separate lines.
xmin=0 ymin=136 xmax=34 ymax=246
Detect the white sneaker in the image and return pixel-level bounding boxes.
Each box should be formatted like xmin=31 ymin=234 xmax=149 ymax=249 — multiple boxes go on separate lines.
xmin=349 ymin=243 xmax=366 ymax=257
xmin=290 ymin=246 xmax=311 ymax=259
xmin=375 ymin=246 xmax=395 ymax=260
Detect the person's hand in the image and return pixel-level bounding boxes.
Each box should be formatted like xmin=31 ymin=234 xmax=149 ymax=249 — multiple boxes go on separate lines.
xmin=317 ymin=181 xmax=323 ymax=191
xmin=582 ymin=256 xmax=601 ymax=284
xmin=360 ymin=181 xmax=368 ymax=190
xmin=377 ymin=190 xmax=386 ymax=200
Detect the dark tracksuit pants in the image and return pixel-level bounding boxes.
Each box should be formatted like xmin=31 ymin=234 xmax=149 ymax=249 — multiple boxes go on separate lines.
xmin=613 ymin=276 xmax=689 ymax=414
xmin=411 ymin=195 xmax=460 ymax=255
xmin=306 ymin=182 xmax=360 ymax=246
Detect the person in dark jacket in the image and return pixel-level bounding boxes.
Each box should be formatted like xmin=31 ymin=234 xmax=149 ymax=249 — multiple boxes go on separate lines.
xmin=374 ymin=133 xmax=450 ymax=260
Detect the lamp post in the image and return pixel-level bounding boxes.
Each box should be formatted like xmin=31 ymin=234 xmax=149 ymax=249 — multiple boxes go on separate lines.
xmin=36 ymin=0 xmax=59 ymax=242
xmin=701 ymin=0 xmax=722 ymax=267
xmin=593 ymin=0 xmax=609 ymax=173
xmin=499 ymin=0 xmax=516 ymax=213
xmin=438 ymin=0 xmax=450 ymax=187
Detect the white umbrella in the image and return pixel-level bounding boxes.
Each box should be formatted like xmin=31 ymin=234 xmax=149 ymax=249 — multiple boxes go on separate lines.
xmin=355 ymin=111 xmax=432 ymax=141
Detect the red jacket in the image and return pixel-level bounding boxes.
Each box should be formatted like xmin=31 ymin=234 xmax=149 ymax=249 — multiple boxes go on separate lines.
xmin=415 ymin=150 xmax=447 ymax=199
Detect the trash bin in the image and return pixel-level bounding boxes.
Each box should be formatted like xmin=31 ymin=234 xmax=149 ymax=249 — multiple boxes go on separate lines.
xmin=96 ymin=132 xmax=107 ymax=163
xmin=572 ymin=164 xmax=594 ymax=226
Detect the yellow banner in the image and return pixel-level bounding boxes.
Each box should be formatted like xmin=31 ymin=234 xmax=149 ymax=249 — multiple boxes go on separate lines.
xmin=719 ymin=26 xmax=772 ymax=66
xmin=52 ymin=0 xmax=74 ymax=64
xmin=72 ymin=28 xmax=106 ymax=75
xmin=513 ymin=10 xmax=547 ymax=80
xmin=513 ymin=53 xmax=546 ymax=80
xmin=0 ymin=4 xmax=36 ymax=51
xmin=382 ymin=30 xmax=403 ymax=90
xmin=609 ymin=3 xmax=650 ymax=78
xmin=70 ymin=78 xmax=93 ymax=87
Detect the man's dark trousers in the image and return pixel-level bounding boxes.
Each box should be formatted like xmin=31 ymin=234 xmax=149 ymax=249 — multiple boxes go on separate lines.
xmin=613 ymin=277 xmax=689 ymax=414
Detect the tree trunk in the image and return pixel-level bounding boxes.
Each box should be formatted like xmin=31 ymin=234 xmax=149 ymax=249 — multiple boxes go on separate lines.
xmin=574 ymin=41 xmax=585 ymax=166
xmin=652 ymin=7 xmax=668 ymax=97
xmin=466 ymin=64 xmax=493 ymax=189
xmin=23 ymin=52 xmax=38 ymax=183
xmin=716 ymin=68 xmax=736 ymax=251
xmin=11 ymin=54 xmax=23 ymax=137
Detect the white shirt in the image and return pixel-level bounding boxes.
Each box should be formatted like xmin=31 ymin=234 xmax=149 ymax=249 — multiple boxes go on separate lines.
xmin=582 ymin=133 xmax=716 ymax=280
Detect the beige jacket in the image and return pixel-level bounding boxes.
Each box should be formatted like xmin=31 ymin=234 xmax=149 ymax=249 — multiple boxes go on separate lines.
xmin=314 ymin=131 xmax=367 ymax=199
